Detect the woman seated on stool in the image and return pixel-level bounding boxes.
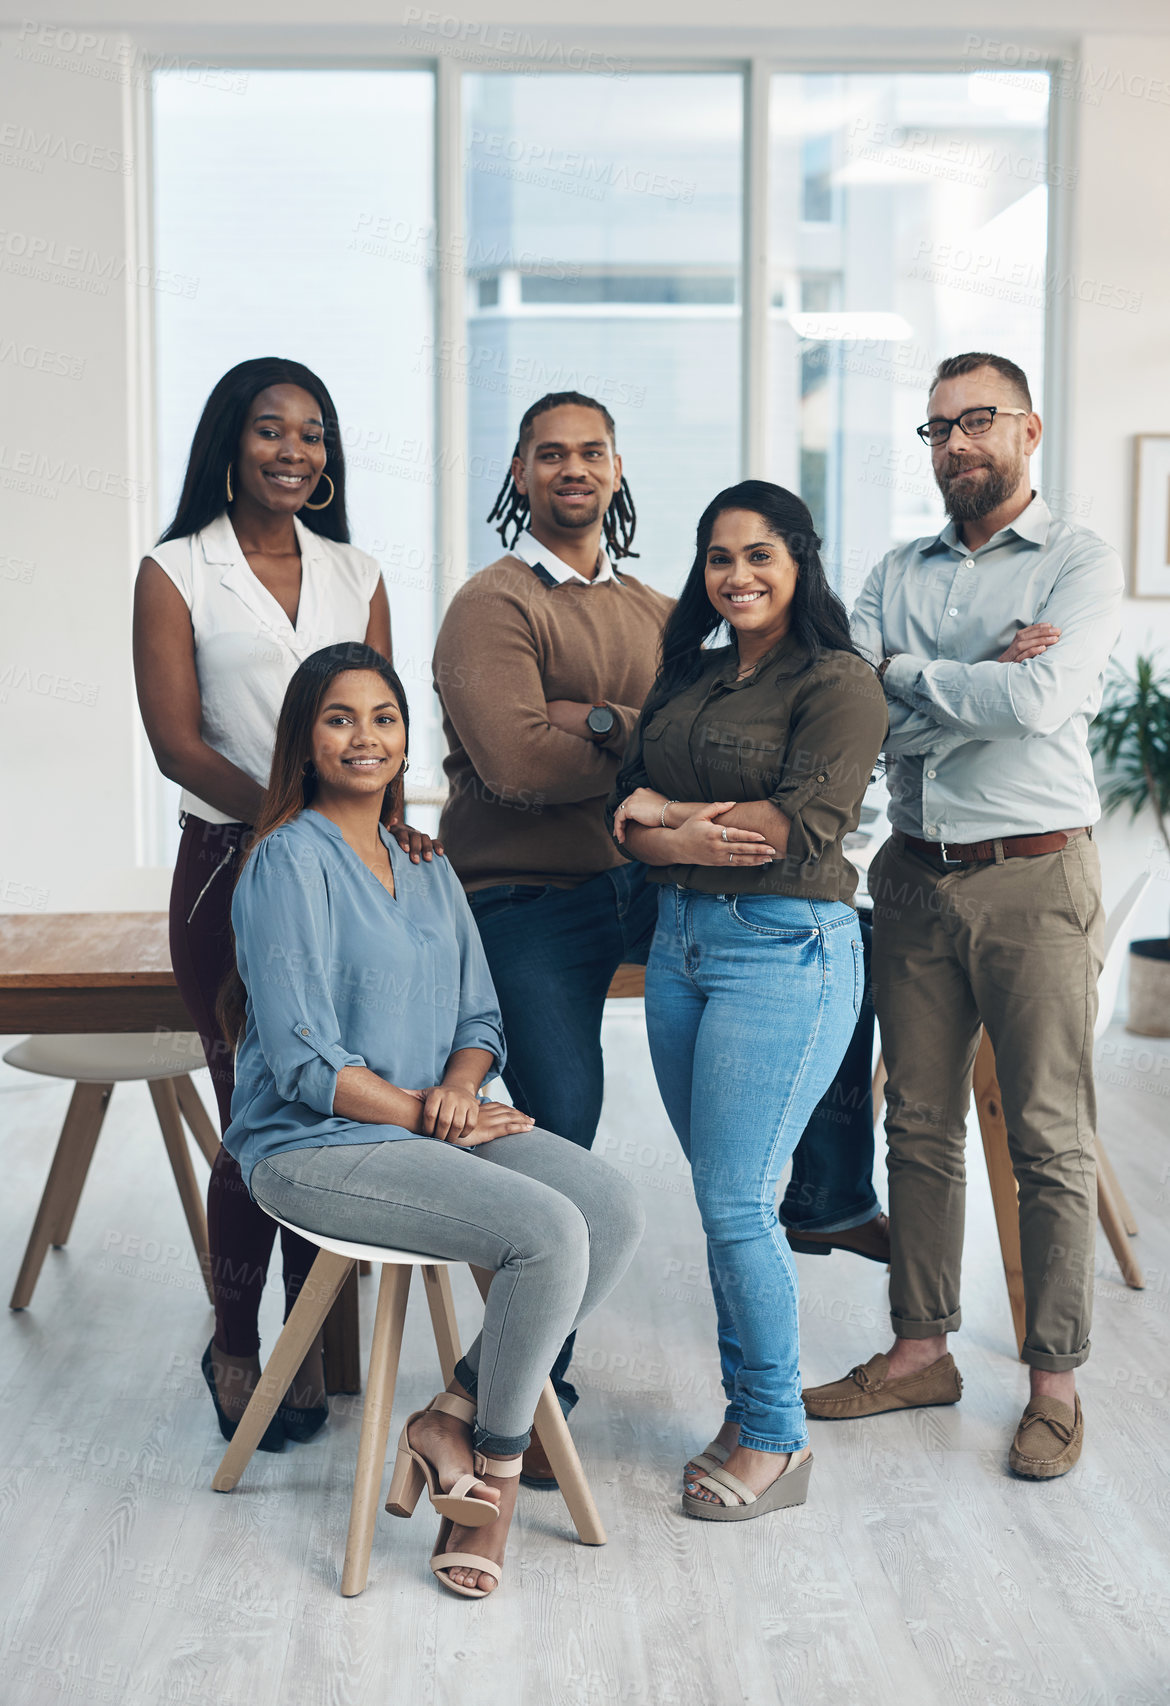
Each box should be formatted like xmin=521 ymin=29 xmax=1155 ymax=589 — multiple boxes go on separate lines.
xmin=218 ymin=641 xmax=644 ymax=1598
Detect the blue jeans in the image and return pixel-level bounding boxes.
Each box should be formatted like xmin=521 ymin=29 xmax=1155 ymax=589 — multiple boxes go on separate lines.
xmin=782 ymin=911 xmax=881 ymax=1234
xmin=468 ymin=861 xmax=659 ymax=1410
xmin=646 ymin=888 xmax=862 ymax=1453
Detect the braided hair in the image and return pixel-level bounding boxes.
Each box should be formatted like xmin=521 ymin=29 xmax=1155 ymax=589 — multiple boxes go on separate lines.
xmin=486 ymin=390 xmax=639 ymax=559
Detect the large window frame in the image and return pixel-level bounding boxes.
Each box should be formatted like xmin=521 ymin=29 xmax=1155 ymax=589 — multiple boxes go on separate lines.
xmin=132 ymin=43 xmax=1074 ymax=858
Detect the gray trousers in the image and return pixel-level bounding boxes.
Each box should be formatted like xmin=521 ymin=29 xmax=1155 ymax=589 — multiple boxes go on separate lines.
xmin=870 ymin=832 xmax=1103 ymax=1371
xmin=250 ymin=1129 xmax=644 ymax=1454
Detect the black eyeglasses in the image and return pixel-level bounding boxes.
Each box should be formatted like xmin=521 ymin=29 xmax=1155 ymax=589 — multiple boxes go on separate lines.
xmin=916 ymin=405 xmax=1029 ymax=447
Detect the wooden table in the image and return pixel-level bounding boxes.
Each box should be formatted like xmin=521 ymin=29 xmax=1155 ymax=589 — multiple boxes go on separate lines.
xmin=0 ymin=912 xmax=191 ymax=1034
xmin=0 ymin=911 xmax=363 ymax=1390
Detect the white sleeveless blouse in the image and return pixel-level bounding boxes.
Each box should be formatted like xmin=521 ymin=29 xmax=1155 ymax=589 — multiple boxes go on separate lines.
xmin=148 ymin=510 xmax=381 ymax=824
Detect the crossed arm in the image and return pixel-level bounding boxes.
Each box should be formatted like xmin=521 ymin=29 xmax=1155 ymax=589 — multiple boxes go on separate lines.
xmin=615 ymin=792 xmax=785 ymax=869
xmin=852 ymin=547 xmax=1122 ymax=753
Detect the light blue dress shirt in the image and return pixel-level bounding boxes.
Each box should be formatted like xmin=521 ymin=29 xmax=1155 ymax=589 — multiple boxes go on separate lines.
xmin=851 ymin=495 xmax=1124 ymax=842
xmin=223 ymin=809 xmax=506 ymax=1187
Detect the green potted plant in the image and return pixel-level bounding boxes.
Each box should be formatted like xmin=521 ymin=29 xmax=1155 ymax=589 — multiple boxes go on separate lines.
xmin=1091 ymin=653 xmax=1170 ymax=1037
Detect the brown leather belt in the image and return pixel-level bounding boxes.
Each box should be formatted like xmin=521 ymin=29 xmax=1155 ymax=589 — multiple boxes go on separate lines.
xmin=902 ymin=828 xmax=1087 ymax=867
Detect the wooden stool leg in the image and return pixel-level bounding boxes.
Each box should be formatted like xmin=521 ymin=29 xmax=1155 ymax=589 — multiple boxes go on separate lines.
xmin=531 ymin=1383 xmax=606 ymax=1545
xmin=1096 ymin=1138 xmax=1138 ymax=1238
xmin=10 ymin=1082 xmax=112 ymax=1309
xmin=49 ymin=1083 xmax=113 ymax=1247
xmin=469 ymin=1265 xmax=606 ymax=1546
xmin=213 ymin=1249 xmax=354 ymax=1492
xmin=149 ymin=1078 xmax=214 ymax=1306
xmin=341 ymin=1264 xmax=412 ymax=1597
xmin=1097 ymin=1166 xmax=1144 ymax=1289
xmin=422 ymin=1265 xmax=462 ymax=1386
xmin=973 ymin=1032 xmax=1027 ymax=1359
xmin=173 ymin=1075 xmax=222 ymax=1167
xmin=322 ymin=1266 xmax=362 ymax=1395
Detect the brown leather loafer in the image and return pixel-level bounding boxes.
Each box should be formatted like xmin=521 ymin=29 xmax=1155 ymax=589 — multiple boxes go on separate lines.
xmin=787 ymin=1212 xmax=890 ymax=1264
xmin=803 ymin=1351 xmax=962 ymax=1419
xmin=519 ymin=1431 xmax=558 ymax=1490
xmin=1009 ymin=1395 xmax=1083 ymax=1479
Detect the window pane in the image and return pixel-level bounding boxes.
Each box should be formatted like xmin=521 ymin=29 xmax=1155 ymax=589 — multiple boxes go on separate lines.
xmin=153 ymin=70 xmax=436 ymax=833
xmin=769 ymin=72 xmax=1049 ymax=601
xmin=463 ymin=72 xmax=743 ymax=593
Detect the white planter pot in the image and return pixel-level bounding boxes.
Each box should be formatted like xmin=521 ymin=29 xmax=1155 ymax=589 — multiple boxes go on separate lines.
xmin=1126 ymin=942 xmax=1170 ymax=1038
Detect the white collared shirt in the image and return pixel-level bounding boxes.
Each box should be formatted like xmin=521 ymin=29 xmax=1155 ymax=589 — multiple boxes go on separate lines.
xmin=148 ymin=510 xmax=381 ymax=823
xmin=510 ymin=527 xmax=618 ymax=587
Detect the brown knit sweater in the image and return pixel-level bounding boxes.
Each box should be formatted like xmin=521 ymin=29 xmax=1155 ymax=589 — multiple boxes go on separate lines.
xmin=434 ymin=553 xmax=673 ymax=890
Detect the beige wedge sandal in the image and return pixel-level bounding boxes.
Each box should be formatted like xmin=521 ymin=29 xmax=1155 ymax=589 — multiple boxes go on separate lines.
xmin=683 ymin=1438 xmax=730 ymax=1485
xmin=682 ymin=1450 xmax=813 ymax=1522
xmin=385 ymin=1392 xmax=499 ymax=1526
xmin=430 ymin=1452 xmax=523 ymax=1599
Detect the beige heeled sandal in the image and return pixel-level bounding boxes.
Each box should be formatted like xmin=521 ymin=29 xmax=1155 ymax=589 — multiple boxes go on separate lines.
xmin=682 ymin=1449 xmax=813 ymax=1522
xmin=430 ymin=1452 xmax=523 ymax=1599
xmin=684 ymin=1438 xmax=730 ymax=1484
xmin=385 ymin=1392 xmax=499 ymax=1526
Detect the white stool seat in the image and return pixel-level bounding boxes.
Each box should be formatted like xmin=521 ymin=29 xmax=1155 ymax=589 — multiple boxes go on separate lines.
xmin=5 ymin=1032 xmax=205 ymax=1083
xmin=267 ymin=1213 xmax=436 ymax=1268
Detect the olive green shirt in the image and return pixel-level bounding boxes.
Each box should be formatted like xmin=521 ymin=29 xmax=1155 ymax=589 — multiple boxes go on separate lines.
xmin=609 ymin=635 xmax=887 ymax=904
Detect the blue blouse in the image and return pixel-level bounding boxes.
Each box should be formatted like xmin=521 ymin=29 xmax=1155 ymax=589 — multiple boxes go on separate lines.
xmin=223 ymin=809 xmax=506 ymax=1188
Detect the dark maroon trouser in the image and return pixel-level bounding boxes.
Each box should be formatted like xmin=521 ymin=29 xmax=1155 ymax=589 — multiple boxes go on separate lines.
xmin=168 ymin=814 xmax=316 ymax=1356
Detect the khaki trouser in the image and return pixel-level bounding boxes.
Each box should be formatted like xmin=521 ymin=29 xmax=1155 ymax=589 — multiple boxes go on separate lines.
xmin=869 ymin=831 xmax=1104 ymax=1371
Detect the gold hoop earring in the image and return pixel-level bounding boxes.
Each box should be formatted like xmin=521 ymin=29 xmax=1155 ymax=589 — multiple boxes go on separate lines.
xmin=304 ymin=473 xmax=335 ymax=511
xmin=226 ymin=465 xmax=234 ymax=504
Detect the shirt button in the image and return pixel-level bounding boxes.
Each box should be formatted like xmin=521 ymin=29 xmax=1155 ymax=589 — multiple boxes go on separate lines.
xmin=299 ymin=1027 xmax=309 ymax=1036
xmin=926 ymin=769 xmax=937 ymax=779
xmin=964 ymin=558 xmax=975 ymax=569
xmin=817 ymin=773 xmax=828 ymax=782
xmin=927 ymin=825 xmax=938 ymax=835
xmin=948 ymin=607 xmax=959 ymax=617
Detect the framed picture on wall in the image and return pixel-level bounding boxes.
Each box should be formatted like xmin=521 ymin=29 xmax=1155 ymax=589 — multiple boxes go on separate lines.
xmin=1132 ymin=435 xmax=1170 ymax=599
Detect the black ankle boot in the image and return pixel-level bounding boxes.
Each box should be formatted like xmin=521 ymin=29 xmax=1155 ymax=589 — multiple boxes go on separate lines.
xmin=202 ymin=1340 xmax=285 ymax=1453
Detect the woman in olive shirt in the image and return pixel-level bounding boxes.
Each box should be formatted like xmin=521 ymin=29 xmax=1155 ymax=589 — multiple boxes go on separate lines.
xmin=610 ymin=481 xmax=886 ymax=1523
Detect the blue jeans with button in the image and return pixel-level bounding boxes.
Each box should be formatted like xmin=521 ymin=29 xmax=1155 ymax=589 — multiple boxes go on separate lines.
xmin=645 ymin=887 xmax=862 ymax=1453
xmin=468 ymin=860 xmax=659 ymax=1412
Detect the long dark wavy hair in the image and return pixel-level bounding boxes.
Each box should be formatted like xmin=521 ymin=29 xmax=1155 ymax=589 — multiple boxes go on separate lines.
xmin=160 ymin=357 xmax=350 ymax=545
xmin=216 ymin=642 xmax=409 ymax=1045
xmin=486 ymin=390 xmax=638 ymax=559
xmin=641 ymin=480 xmax=861 ymax=721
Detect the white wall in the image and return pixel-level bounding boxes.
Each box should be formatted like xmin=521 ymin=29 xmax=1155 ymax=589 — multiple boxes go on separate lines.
xmin=0 ymin=38 xmax=156 ymax=914
xmin=1066 ymin=34 xmax=1170 ymax=945
xmin=2 ymin=14 xmax=1170 ymax=955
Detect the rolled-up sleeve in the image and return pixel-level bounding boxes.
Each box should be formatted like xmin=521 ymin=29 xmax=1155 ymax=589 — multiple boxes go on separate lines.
xmin=232 ymin=835 xmax=366 ymax=1117
xmin=447 ymin=871 xmax=507 ymax=1075
xmin=770 ymin=657 xmax=887 ymax=865
xmin=605 ymin=709 xmax=656 ymax=848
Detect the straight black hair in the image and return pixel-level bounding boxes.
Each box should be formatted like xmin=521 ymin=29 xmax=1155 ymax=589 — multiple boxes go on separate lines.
xmin=160 ymin=357 xmax=350 ymax=545
xmin=643 ymin=480 xmax=861 ymax=719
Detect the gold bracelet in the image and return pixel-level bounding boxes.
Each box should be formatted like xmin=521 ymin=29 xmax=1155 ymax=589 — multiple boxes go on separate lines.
xmin=659 ymin=798 xmax=678 ymax=828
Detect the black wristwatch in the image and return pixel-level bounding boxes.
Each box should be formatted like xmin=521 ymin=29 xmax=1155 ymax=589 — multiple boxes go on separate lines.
xmin=586 ymin=703 xmax=617 ymax=741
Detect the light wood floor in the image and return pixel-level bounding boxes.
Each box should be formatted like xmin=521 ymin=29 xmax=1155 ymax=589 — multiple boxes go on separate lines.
xmin=1 ymin=1013 xmax=1168 ymax=1706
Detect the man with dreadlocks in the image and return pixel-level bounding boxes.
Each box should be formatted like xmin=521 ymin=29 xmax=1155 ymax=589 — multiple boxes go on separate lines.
xmin=433 ymin=393 xmax=672 ymax=1482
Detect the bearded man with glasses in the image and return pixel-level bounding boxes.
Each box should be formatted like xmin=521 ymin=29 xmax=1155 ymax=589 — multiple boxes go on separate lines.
xmin=803 ymin=351 xmax=1123 ymax=1480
